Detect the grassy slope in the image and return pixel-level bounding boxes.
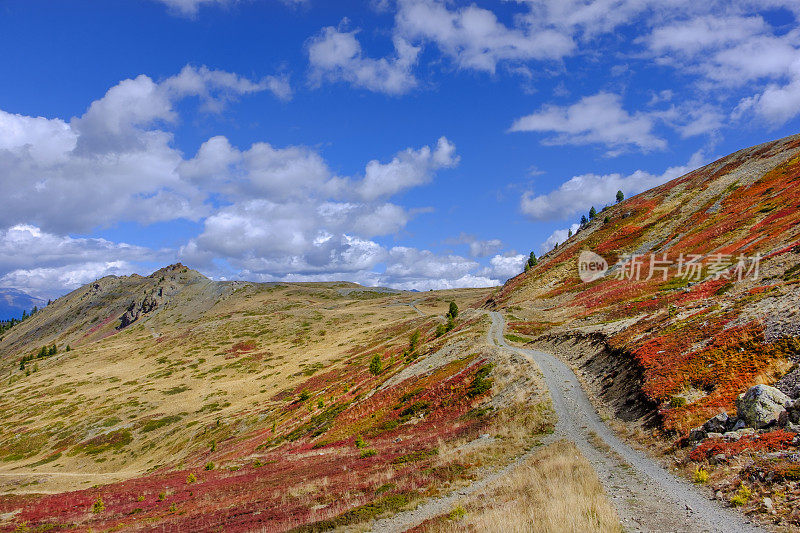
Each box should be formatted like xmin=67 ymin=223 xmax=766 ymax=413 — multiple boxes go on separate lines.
xmin=0 ymin=266 xmax=569 ymax=531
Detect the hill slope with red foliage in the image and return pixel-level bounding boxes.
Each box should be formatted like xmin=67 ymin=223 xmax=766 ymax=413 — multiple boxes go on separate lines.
xmin=491 ymin=133 xmax=800 ymax=433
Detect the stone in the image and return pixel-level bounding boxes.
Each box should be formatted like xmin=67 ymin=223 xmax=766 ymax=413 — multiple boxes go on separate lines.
xmin=764 ymin=497 xmax=776 ymax=515
xmin=706 ymin=432 xmax=724 ymax=440
xmin=689 ymin=427 xmax=707 ymax=442
xmin=715 ymin=491 xmax=724 ymax=500
xmin=709 ymin=453 xmax=727 ymax=465
xmin=732 ymin=418 xmax=746 ymax=430
xmin=703 ymin=412 xmax=730 ymax=433
xmin=736 ymin=385 xmax=791 ymax=429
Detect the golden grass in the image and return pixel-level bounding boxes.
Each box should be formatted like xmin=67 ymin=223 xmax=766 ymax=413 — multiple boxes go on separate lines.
xmin=425 ymin=441 xmax=621 ymax=533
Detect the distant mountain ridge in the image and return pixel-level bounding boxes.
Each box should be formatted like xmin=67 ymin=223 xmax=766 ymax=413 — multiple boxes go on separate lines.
xmin=0 ymin=288 xmax=45 ymax=321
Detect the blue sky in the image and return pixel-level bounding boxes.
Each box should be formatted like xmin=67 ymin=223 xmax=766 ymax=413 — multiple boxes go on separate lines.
xmin=1 ymin=0 xmax=800 ymax=298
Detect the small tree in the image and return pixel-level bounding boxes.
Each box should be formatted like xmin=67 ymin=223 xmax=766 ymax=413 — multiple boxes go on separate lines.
xmin=369 ymin=354 xmax=383 ymax=375
xmin=92 ymin=497 xmax=105 ymax=513
xmin=616 ymin=190 xmax=624 ymax=203
xmin=446 ymin=301 xmax=459 ymax=320
xmin=409 ymin=330 xmax=420 ymax=352
xmin=589 ymin=206 xmax=597 ymax=220
xmin=526 ymin=251 xmax=537 ymax=269
xmin=567 ymin=228 xmax=573 ymax=238
xmin=580 ymin=215 xmax=588 ymax=226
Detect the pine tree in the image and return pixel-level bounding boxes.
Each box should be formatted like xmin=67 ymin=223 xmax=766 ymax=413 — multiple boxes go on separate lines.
xmin=568 ymin=228 xmax=573 ymax=238
xmin=589 ymin=206 xmax=597 ymax=219
xmin=447 ymin=301 xmax=459 ymax=320
xmin=526 ymin=251 xmax=537 ymax=270
xmin=580 ymin=215 xmax=588 ymax=225
xmin=616 ymin=190 xmax=624 ymax=203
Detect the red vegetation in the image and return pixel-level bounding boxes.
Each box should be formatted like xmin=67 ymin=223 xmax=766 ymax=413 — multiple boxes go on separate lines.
xmin=689 ymin=430 xmax=796 ymax=462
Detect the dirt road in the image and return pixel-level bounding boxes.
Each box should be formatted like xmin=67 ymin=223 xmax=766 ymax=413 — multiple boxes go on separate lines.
xmin=489 ymin=311 xmax=763 ymax=533
xmin=370 ymin=313 xmax=764 ymax=532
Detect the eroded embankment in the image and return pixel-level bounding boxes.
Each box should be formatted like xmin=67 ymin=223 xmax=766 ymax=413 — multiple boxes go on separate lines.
xmin=530 ymin=332 xmax=659 ymax=429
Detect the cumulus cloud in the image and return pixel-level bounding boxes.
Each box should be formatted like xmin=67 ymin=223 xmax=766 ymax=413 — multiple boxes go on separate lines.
xmin=509 ymin=92 xmax=667 ymax=155
xmin=357 ymin=137 xmax=458 ymax=200
xmin=483 ymin=253 xmax=526 ymax=279
xmin=308 ymin=26 xmax=420 ymax=95
xmin=446 ymin=233 xmax=504 ymax=258
xmin=180 ymin=135 xmax=459 ymax=280
xmin=395 ymin=0 xmax=575 ymax=73
xmin=520 ymin=151 xmax=705 ymax=221
xmin=642 ymin=10 xmax=800 ymax=125
xmin=0 ymin=65 xmax=288 ymax=234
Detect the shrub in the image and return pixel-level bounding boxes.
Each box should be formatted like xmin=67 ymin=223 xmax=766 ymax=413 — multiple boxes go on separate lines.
xmin=467 ymin=364 xmax=494 ymax=398
xmin=369 ymin=354 xmax=383 ymax=376
xmin=186 ymin=473 xmax=197 ymax=484
xmin=91 ymin=497 xmax=105 ymax=513
xmin=409 ymin=330 xmax=420 ymax=351
xmin=669 ymin=396 xmax=687 ymax=408
xmin=158 ymin=491 xmax=166 ymax=501
xmin=693 ymin=468 xmax=708 ymax=484
xmin=298 ymin=389 xmax=311 ymax=401
xmin=360 ymin=449 xmax=377 ymax=458
xmin=205 ymin=461 xmax=215 ymax=471
xmin=730 ymin=485 xmax=751 ymax=506
xmin=449 ymin=505 xmax=466 ymax=520
xmin=355 ymin=435 xmax=366 ymax=449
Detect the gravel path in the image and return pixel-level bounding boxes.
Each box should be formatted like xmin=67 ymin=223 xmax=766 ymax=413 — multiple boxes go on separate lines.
xmin=490 ymin=312 xmax=763 ymax=533
xmin=369 ymin=313 xmax=765 ymax=532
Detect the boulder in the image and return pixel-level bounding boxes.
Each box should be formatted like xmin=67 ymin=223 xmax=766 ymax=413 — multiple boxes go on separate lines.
xmin=702 ymin=412 xmax=731 ymax=433
xmin=736 ymin=385 xmax=791 ymax=429
xmin=688 ymin=427 xmax=707 ymax=442
xmin=723 ymin=428 xmax=755 ymax=441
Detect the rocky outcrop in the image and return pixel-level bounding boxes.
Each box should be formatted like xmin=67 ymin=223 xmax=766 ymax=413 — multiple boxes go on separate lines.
xmin=736 ymin=384 xmax=790 ymax=429
xmin=118 ymin=288 xmax=165 ymax=329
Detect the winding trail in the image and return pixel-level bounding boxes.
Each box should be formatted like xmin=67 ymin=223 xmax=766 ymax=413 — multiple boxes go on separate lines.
xmin=489 ymin=312 xmax=762 ymax=533
xmin=371 ymin=313 xmax=764 ymax=532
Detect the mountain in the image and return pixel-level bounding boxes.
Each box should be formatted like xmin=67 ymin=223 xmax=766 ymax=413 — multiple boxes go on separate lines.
xmin=0 ymin=288 xmax=46 ymax=321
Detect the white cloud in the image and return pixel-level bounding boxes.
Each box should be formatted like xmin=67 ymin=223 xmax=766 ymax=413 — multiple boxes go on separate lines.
xmin=395 ymin=0 xmax=575 ymax=73
xmin=509 ymin=93 xmax=667 ymax=154
xmin=520 ymin=151 xmax=705 ymax=221
xmin=484 ymin=253 xmax=526 ymax=279
xmin=308 ymin=26 xmax=420 ymax=95
xmin=358 ymin=136 xmax=458 ymax=200
xmin=0 ymin=225 xmax=163 ymax=299
xmin=0 ymin=262 xmax=139 ymax=301
xmin=179 ymin=136 xmax=458 ymax=279
xmin=0 ymin=65 xmax=288 ymax=234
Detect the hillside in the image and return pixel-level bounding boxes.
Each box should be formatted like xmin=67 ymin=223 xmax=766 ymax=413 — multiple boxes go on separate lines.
xmin=490 ymin=133 xmax=800 ymax=522
xmin=0 ymin=266 xmax=583 ymax=531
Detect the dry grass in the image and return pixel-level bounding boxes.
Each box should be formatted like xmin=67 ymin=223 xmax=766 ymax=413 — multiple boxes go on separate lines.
xmin=422 ymin=441 xmax=621 ymax=533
